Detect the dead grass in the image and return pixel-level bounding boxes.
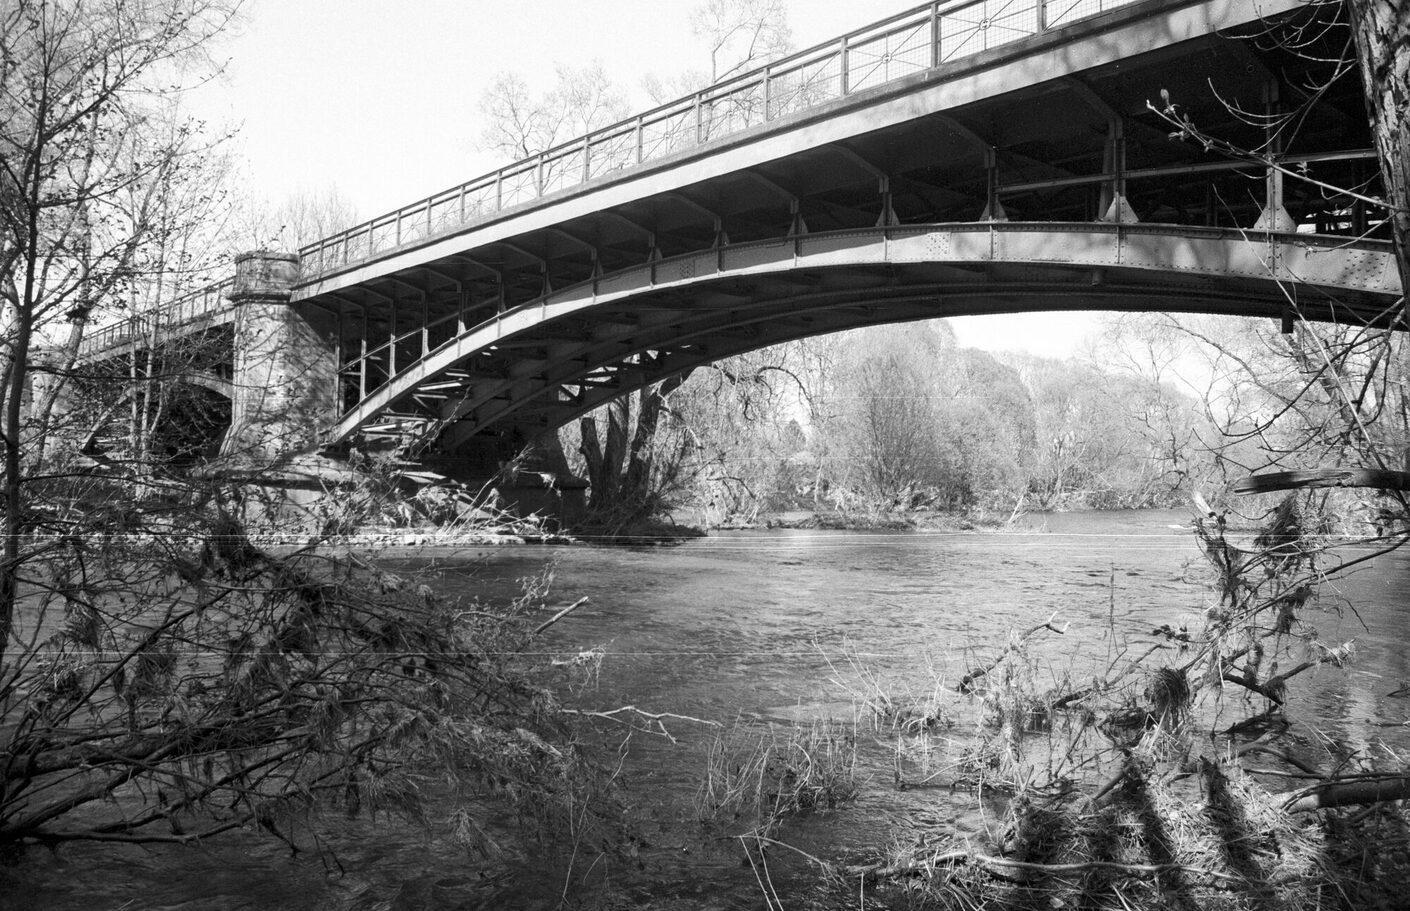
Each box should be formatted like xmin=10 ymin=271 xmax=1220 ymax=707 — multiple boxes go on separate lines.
xmin=696 ymin=718 xmax=858 ymax=834
xmin=861 ymin=757 xmax=1334 ymax=910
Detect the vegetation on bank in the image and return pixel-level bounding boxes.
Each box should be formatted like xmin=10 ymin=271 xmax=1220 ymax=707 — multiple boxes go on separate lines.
xmin=555 ymin=319 xmax=1208 ymax=535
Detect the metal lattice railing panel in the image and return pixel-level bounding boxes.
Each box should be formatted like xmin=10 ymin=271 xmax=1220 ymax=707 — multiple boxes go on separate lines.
xmin=767 ymin=49 xmax=845 ymax=120
xmin=429 ymin=192 xmax=461 ymax=233
xmin=700 ymin=81 xmax=767 ymax=142
xmin=848 ymin=20 xmax=933 ymax=93
xmin=938 ymin=0 xmax=1042 ymax=64
xmin=398 ymin=212 xmax=428 ymax=247
xmin=541 ymin=147 xmax=586 ymax=196
xmin=499 ymin=166 xmax=539 ymax=210
xmin=587 ymin=127 xmax=638 ymax=180
xmin=368 ymin=217 xmax=398 ymax=256
xmin=463 ymin=181 xmax=497 ymax=219
xmin=639 ymin=105 xmax=696 ymax=162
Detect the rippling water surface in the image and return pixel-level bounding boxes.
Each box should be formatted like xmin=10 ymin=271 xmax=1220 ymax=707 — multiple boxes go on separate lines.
xmin=6 ymin=510 xmax=1408 ymax=909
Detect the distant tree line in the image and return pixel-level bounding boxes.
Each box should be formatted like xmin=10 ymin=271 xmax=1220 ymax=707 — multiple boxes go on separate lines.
xmin=562 ymin=319 xmax=1210 ymax=527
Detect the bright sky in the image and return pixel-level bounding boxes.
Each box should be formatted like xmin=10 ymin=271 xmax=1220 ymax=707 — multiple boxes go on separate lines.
xmin=190 ymin=0 xmax=1104 ymax=359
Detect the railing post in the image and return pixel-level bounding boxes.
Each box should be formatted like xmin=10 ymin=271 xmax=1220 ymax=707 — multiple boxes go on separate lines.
xmin=388 ymin=307 xmax=397 ymax=377
xmin=1254 ymin=82 xmax=1295 ymax=234
xmin=583 ymin=135 xmax=592 ymax=183
xmin=931 ymin=1 xmax=941 ymax=67
xmin=763 ymin=67 xmax=772 ymax=121
xmin=334 ymin=307 xmax=345 ymax=406
xmin=495 ymin=170 xmax=504 ymax=211
xmin=535 ymin=154 xmax=545 ymax=197
xmin=1038 ymin=0 xmax=1048 ymax=32
xmin=359 ymin=336 xmax=367 ymax=401
xmin=635 ymin=114 xmax=644 ymax=164
xmin=840 ymin=35 xmax=850 ymax=95
xmin=694 ymin=91 xmax=703 ymax=144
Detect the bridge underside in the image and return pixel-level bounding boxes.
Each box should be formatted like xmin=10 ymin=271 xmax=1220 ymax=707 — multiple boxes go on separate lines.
xmin=323 ymin=223 xmax=1400 ymax=457
xmin=64 ymin=332 xmax=237 ymax=465
xmin=292 ymin=0 xmax=1401 ymax=459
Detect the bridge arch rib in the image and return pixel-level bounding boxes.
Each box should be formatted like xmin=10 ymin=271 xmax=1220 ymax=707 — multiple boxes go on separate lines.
xmin=325 ymin=222 xmax=1403 ymax=456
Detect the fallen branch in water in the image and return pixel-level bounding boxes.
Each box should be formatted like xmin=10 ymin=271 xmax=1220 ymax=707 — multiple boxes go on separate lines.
xmin=533 ymin=597 xmax=589 ymax=635
xmin=1233 ymin=468 xmax=1410 ymax=495
xmin=1220 ymin=643 xmax=1352 ymax=705
xmin=958 ymin=612 xmax=1067 ymax=693
xmin=1283 ymin=773 xmax=1410 ymax=813
xmin=564 ymin=705 xmax=720 ymax=743
xmin=1237 ymin=741 xmax=1324 ymax=777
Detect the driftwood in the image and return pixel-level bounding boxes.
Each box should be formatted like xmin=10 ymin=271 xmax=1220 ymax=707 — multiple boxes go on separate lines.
xmin=1283 ymin=774 xmax=1410 ymax=813
xmin=1233 ymin=468 xmax=1410 ymax=495
xmin=532 ymin=597 xmax=589 ymax=635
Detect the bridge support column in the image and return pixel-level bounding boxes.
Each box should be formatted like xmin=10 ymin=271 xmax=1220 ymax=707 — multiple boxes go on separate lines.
xmin=1255 ymin=84 xmax=1297 ymax=232
xmin=221 ymin=251 xmax=337 ymax=464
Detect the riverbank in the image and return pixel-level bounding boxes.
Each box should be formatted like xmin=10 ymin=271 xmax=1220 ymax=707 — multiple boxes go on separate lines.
xmin=706 ymin=507 xmax=1021 ymax=533
xmin=305 ymin=506 xmax=1121 ymax=551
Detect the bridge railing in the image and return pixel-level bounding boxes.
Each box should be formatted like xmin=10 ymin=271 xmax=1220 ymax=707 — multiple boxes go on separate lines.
xmin=77 ymin=278 xmax=234 ymax=359
xmin=297 ymin=0 xmax=1142 ymax=281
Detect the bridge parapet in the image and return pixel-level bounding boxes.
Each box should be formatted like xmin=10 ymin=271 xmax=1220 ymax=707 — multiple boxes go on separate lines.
xmin=296 ymin=0 xmax=1145 ymax=281
xmin=77 ymin=278 xmax=234 ymax=360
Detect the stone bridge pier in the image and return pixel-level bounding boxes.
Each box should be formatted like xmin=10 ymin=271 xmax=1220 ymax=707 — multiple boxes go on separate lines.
xmin=221 ymin=251 xmax=338 ymax=465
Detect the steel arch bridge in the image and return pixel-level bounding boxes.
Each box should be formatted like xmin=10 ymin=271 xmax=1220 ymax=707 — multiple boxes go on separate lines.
xmin=71 ymin=0 xmax=1406 ymax=468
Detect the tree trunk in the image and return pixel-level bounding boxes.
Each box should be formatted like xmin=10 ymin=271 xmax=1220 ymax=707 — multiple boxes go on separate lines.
xmin=26 ymin=320 xmax=84 ymax=472
xmin=622 ymin=373 xmax=686 ymax=504
xmin=579 ymin=395 xmax=629 ymax=512
xmin=1347 ymin=0 xmax=1410 ymax=314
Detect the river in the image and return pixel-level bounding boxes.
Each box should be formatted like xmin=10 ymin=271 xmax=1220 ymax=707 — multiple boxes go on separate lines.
xmin=5 ymin=510 xmax=1409 ymax=909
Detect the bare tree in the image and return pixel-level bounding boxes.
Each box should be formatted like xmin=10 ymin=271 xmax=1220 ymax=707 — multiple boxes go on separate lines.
xmin=0 ymin=0 xmax=247 ymax=660
xmin=691 ymin=0 xmax=792 ymax=83
xmin=643 ymin=0 xmax=792 ymax=106
xmin=477 ymin=63 xmax=629 ymax=162
xmin=235 ymin=183 xmax=361 ymax=253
